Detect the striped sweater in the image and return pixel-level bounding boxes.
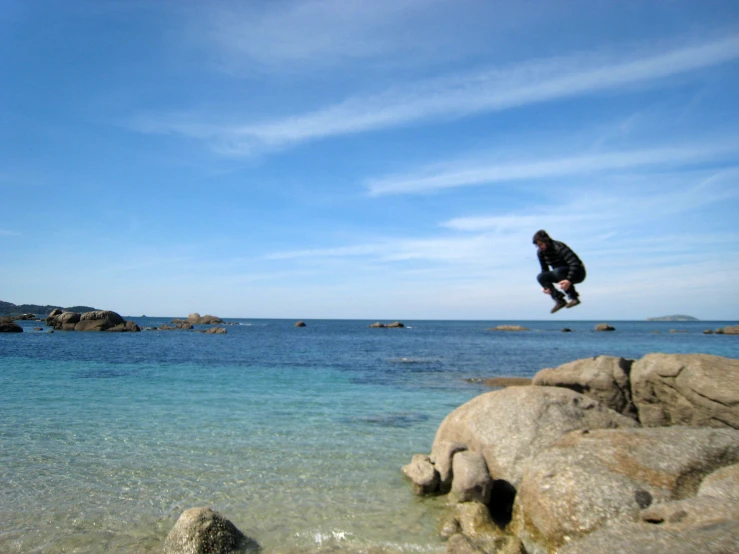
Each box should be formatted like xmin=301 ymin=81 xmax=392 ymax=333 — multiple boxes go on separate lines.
xmin=537 ymin=240 xmax=584 ymax=281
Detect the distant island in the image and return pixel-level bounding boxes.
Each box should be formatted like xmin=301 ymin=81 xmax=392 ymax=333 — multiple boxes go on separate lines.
xmin=646 ymin=315 xmax=699 ymax=321
xmin=0 ymin=300 xmax=98 ymax=316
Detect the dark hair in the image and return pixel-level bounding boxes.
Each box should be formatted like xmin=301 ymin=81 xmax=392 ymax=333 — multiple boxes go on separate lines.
xmin=532 ymin=230 xmax=552 ymax=245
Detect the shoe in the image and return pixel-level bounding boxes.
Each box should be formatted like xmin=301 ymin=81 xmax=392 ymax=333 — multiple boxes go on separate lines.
xmin=551 ymin=299 xmax=567 ymax=314
xmin=566 ymin=298 xmax=581 ymax=309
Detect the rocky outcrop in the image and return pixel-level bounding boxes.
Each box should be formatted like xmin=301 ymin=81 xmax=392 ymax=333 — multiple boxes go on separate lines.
xmin=294 ymin=321 xmax=306 ymax=327
xmin=369 ymin=321 xmax=405 ymax=328
xmin=594 ymin=323 xmax=615 ymax=331
xmin=199 ymin=327 xmax=227 ymax=334
xmin=403 ymin=353 xmax=739 ymax=554
xmin=532 ymin=355 xmax=637 ymax=418
xmin=0 ymin=317 xmax=23 ymax=332
xmin=186 ymin=313 xmax=224 ymax=325
xmin=45 ymin=309 xmax=140 ymax=332
xmin=429 ymin=386 xmax=637 ymax=488
xmin=163 ymin=507 xmax=258 ymax=554
xmin=487 ymin=325 xmax=528 ymax=331
xmin=511 ymin=427 xmax=739 ymax=551
xmin=631 ymin=353 xmax=739 ymax=429
xmin=718 ymin=325 xmax=739 ymax=334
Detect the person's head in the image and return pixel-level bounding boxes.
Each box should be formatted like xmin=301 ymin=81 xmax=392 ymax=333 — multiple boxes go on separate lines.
xmin=532 ymin=229 xmax=552 ymax=251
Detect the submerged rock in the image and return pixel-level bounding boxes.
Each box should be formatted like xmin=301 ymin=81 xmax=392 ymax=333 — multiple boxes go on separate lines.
xmin=163 ymin=507 xmax=258 ymax=554
xmin=487 ymin=325 xmax=529 ymax=331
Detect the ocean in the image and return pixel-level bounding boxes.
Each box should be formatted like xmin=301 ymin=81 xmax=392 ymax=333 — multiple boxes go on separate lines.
xmin=1 ymin=318 xmax=737 ymax=553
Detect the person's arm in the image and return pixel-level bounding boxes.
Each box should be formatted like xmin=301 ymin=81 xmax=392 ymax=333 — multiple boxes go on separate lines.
xmin=557 ymin=242 xmax=582 ymax=281
xmin=537 ymin=250 xmax=548 ymax=272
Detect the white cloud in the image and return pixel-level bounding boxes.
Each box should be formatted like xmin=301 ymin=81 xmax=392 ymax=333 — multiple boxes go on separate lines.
xmin=367 ymin=143 xmax=739 ymax=195
xmin=132 ymin=34 xmax=739 ymax=155
xmin=206 ymin=0 xmax=448 ymax=67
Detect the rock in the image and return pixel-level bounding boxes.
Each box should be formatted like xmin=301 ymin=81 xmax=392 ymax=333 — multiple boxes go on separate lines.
xmin=80 ymin=310 xmax=125 ymax=325
xmin=59 ymin=311 xmax=81 ymax=326
xmin=108 ymin=321 xmax=141 ymax=332
xmin=719 ymin=325 xmax=739 ymax=334
xmin=386 ymin=321 xmax=405 ymax=328
xmin=640 ymin=494 xmax=739 ymax=530
xmin=73 ymin=310 xmax=126 ymax=332
xmin=631 ymin=353 xmax=739 ymax=429
xmin=532 ymin=356 xmax=637 ymax=419
xmin=430 ymin=441 xmax=467 ymax=491
xmin=45 ymin=308 xmax=63 ymax=325
xmin=704 ymin=329 xmax=714 ymax=334
xmin=562 ymin=328 xmax=572 ymax=332
xmin=33 ymin=327 xmax=43 ymax=331
xmin=369 ymin=322 xmax=386 ymax=328
xmin=187 ymin=313 xmax=201 ymax=324
xmin=294 ymin=321 xmax=306 ymax=327
xmin=200 ymin=327 xmax=227 ymax=334
xmin=450 ymin=451 xmax=493 ymax=504
xmin=0 ymin=318 xmax=23 ymax=332
xmin=595 ymin=323 xmax=615 ymax=331
xmin=442 ymin=502 xmax=525 ymax=554
xmin=402 ymin=454 xmax=439 ymax=495
xmin=199 ymin=315 xmax=223 ymax=325
xmin=698 ymin=463 xmax=739 ymax=500
xmin=163 ymin=507 xmax=258 ymax=554
xmin=557 ymin=519 xmax=739 ymax=554
xmin=488 ymin=325 xmax=529 ymax=331
xmin=511 ymin=427 xmax=739 ymax=551
xmin=482 ymin=377 xmax=532 ymax=388
xmin=431 ymin=386 xmax=637 ymax=487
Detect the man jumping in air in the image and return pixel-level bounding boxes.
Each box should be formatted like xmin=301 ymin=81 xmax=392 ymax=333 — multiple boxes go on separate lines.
xmin=533 ymin=230 xmax=586 ymax=314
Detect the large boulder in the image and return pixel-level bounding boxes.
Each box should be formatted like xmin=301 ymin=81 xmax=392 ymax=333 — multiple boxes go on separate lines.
xmin=186 ymin=313 xmax=224 ymax=325
xmin=558 ymin=519 xmax=739 ymax=554
xmin=73 ymin=310 xmax=125 ymax=332
xmin=449 ymin=451 xmax=493 ymax=504
xmin=402 ymin=454 xmax=439 ymax=495
xmin=511 ymin=427 xmax=739 ymax=552
xmin=532 ymin=356 xmax=637 ymax=418
xmin=199 ymin=315 xmax=224 ymax=324
xmin=441 ymin=502 xmax=525 ymax=554
xmin=639 ymin=463 xmax=739 ymax=529
xmin=163 ymin=507 xmax=258 ymax=554
xmin=45 ymin=308 xmax=63 ymax=325
xmin=431 ymin=386 xmax=637 ymax=488
xmin=631 ymin=354 xmax=739 ymax=429
xmin=108 ymin=321 xmax=141 ymax=332
xmin=0 ymin=317 xmax=23 ymax=332
xmin=594 ymin=323 xmax=615 ymax=331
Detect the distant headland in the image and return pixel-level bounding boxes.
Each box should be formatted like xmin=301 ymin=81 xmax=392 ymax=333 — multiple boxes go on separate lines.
xmin=646 ymin=314 xmax=699 ymax=321
xmin=0 ymin=300 xmax=98 ymax=316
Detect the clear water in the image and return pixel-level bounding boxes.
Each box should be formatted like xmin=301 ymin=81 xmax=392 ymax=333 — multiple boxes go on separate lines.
xmin=1 ymin=318 xmax=737 ymax=553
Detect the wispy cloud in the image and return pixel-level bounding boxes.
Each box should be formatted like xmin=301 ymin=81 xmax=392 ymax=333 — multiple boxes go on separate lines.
xmin=367 ymin=143 xmax=739 ymax=195
xmin=205 ymin=0 xmax=449 ymax=68
xmin=132 ymin=34 xmax=739 ymax=155
xmin=0 ymin=229 xmax=21 ymax=237
xmin=264 ymin=171 xmax=738 ymax=269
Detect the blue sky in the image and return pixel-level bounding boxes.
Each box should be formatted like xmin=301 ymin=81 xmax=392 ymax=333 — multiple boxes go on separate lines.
xmin=2 ymin=0 xmax=738 ymax=320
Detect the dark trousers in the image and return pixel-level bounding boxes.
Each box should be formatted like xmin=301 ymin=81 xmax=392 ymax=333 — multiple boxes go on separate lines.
xmin=537 ymin=266 xmax=586 ymax=301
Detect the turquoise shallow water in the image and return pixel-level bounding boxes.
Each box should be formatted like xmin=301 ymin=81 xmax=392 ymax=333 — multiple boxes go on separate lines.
xmin=1 ymin=318 xmax=737 ymax=553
